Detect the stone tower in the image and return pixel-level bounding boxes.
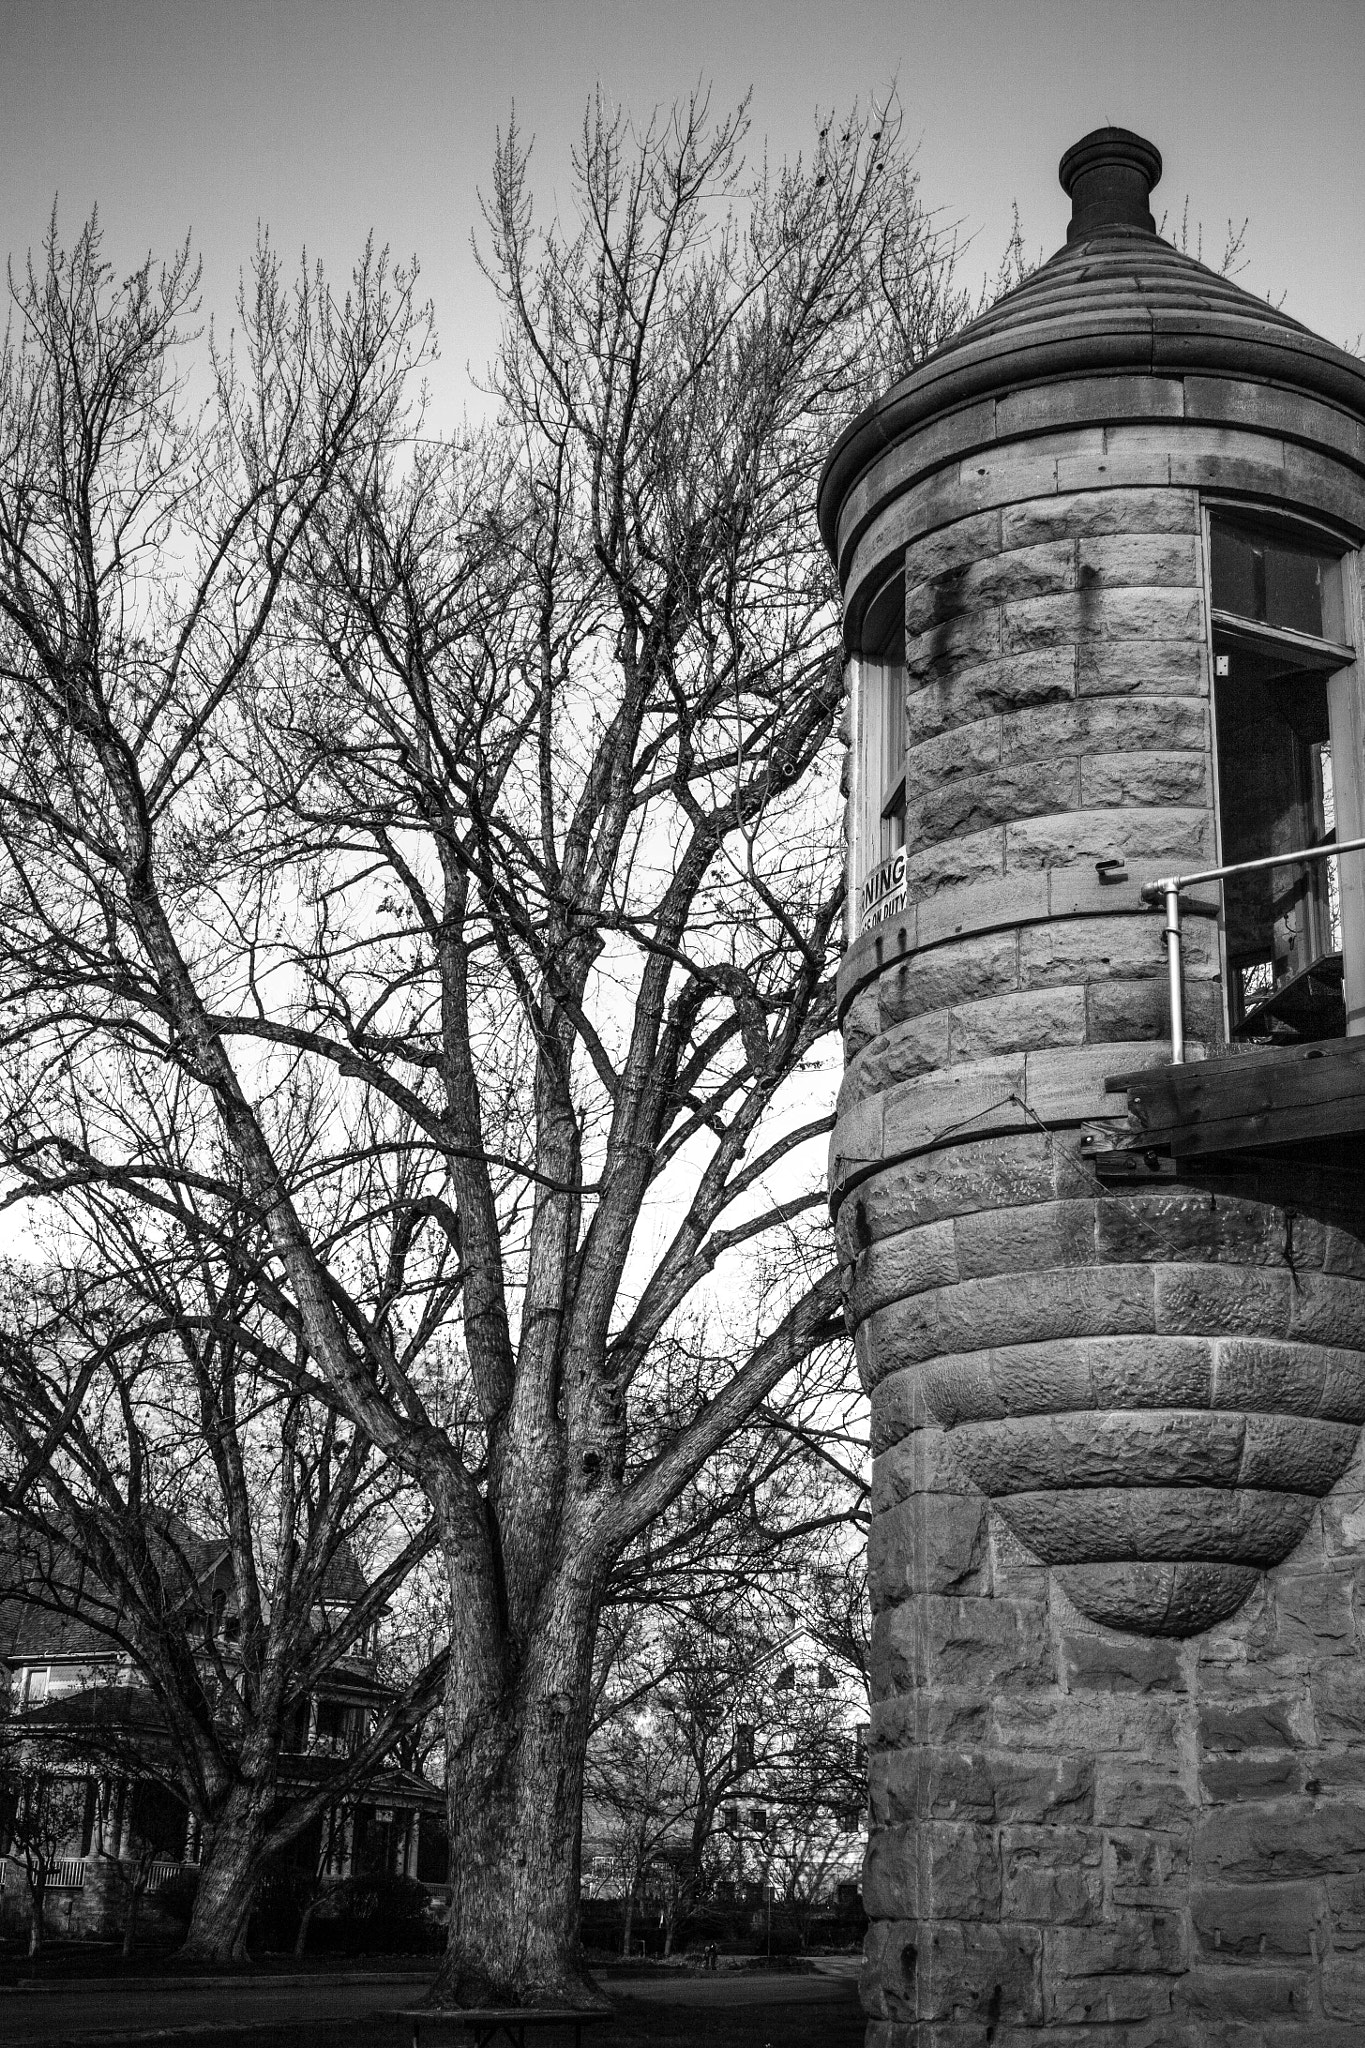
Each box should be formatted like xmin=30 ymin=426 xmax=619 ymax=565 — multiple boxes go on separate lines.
xmin=824 ymin=129 xmax=1365 ymax=2039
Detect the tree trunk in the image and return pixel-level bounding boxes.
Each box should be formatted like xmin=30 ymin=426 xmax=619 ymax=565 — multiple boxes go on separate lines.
xmin=294 ymin=1889 xmax=320 ymax=1960
xmin=620 ymin=1886 xmax=635 ymax=1959
xmin=176 ymin=1786 xmax=272 ymax=1963
xmin=429 ymin=1576 xmax=605 ymax=2009
xmin=26 ymin=1872 xmax=45 ymax=1958
xmin=121 ymin=1882 xmax=143 ymax=1960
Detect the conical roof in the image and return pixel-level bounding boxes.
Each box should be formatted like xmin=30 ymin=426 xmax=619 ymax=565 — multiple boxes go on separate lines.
xmin=818 ymin=128 xmax=1365 ymax=563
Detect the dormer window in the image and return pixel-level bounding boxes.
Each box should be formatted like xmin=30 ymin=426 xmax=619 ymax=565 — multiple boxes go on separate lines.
xmin=1208 ymin=510 xmax=1361 ymax=1041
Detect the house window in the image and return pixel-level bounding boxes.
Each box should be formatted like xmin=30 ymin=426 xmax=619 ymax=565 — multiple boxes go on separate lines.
xmin=1208 ymin=511 xmax=1361 ymax=1041
xmin=315 ymin=1698 xmax=352 ymax=1750
xmin=22 ymin=1667 xmax=49 ymax=1707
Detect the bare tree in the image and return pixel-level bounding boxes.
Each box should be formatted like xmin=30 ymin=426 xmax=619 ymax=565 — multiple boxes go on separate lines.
xmin=0 ymin=1240 xmax=442 ymax=1961
xmin=0 ymin=1765 xmax=84 ymax=1956
xmin=0 ymin=91 xmax=967 ymax=2002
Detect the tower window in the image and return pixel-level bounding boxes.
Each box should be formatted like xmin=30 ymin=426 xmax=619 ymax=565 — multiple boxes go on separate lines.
xmin=1208 ymin=511 xmax=1359 ymax=1042
xmin=848 ymin=570 xmax=907 ymax=937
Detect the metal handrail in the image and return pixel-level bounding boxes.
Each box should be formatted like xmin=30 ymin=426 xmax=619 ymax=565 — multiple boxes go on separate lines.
xmin=1141 ymin=836 xmax=1365 ymax=1063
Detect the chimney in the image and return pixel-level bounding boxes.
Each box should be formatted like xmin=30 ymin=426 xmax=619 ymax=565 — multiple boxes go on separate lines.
xmin=1058 ymin=126 xmax=1162 ymax=241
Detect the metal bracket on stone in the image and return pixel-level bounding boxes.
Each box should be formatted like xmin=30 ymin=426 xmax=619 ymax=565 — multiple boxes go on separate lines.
xmin=1078 ymin=1122 xmax=1177 ymax=1180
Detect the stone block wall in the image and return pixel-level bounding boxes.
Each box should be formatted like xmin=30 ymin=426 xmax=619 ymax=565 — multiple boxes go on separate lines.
xmin=863 ymin=1399 xmax=1365 ymax=2045
xmin=837 ymin=460 xmax=1365 ymax=2039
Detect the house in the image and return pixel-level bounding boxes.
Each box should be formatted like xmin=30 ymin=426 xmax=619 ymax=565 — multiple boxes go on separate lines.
xmin=0 ymin=1520 xmax=446 ymax=1942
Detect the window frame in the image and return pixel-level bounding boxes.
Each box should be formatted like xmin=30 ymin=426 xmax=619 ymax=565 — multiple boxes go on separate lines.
xmin=1201 ymin=498 xmax=1365 ymax=1043
xmin=847 ymin=568 xmax=907 ymax=938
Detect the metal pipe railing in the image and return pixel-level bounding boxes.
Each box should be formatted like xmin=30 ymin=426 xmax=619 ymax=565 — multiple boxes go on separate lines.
xmin=1140 ymin=836 xmax=1365 ymax=1063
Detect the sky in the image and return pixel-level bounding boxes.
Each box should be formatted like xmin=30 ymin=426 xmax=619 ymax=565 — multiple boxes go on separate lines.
xmin=1 ymin=0 xmax=1362 ymax=433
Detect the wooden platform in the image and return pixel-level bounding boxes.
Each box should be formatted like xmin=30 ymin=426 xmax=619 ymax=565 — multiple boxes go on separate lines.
xmin=1102 ymin=1035 xmax=1365 ymax=1172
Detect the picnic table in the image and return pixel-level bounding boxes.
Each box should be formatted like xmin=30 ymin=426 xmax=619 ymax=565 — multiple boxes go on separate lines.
xmin=393 ymin=2006 xmax=612 ymax=2048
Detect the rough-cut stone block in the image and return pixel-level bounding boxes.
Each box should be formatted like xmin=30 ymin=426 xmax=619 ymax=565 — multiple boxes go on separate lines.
xmin=854 ymin=1132 xmax=1058 ymax=1240
xmin=1197 ymin=1798 xmax=1365 ymax=1879
xmin=874 ymin=1427 xmax=977 ymax=1506
xmin=1087 ymin=1333 xmax=1216 ymax=1409
xmin=1002 ymin=587 xmax=1204 ymax=655
xmin=952 ymin=1197 xmax=1097 ymax=1282
xmin=1000 ymin=486 xmax=1198 ymax=549
xmin=863 ymin=1823 xmax=917 ymax=1920
xmin=905 ymin=538 xmax=1077 ymax=636
xmin=1272 ymin=1575 xmax=1355 ymax=1661
xmin=1081 ymin=749 xmax=1211 ymax=809
xmin=1201 ymin=1753 xmax=1304 ymax=1803
xmin=1312 ymin=1665 xmax=1365 ymax=1743
xmin=923 ymin=1339 xmax=1092 ymax=1427
xmin=973 ymin=1750 xmax=1095 ymax=1825
xmin=1086 ymin=973 xmax=1223 ymax=1045
xmin=1155 ymin=1264 xmax=1294 ymax=1340
xmin=1059 ymin=1560 xmax=1261 ymax=1635
xmin=1193 ymin=1879 xmax=1321 ymax=1956
xmin=1178 ymin=1963 xmax=1317 ymax=2022
xmin=1061 ymin=1631 xmax=1186 ymax=1693
xmin=945 ymin=984 xmax=1088 ymax=1064
xmin=870 ymin=1362 xmax=933 ymax=1448
xmin=1002 ymin=691 xmax=1208 ymax=765
xmin=1047 ymin=1911 xmax=1186 ymax=1977
xmin=860 ymin=1915 xmax=919 ymax=2022
xmin=872 ymin=1264 xmax=1158 ymax=1375
xmin=1097 ymin=1192 xmax=1317 ymax=1271
xmin=1076 ymin=530 xmax=1201 ymax=587
xmin=903 ymin=822 xmax=1007 ymax=898
xmin=842 ymin=983 xmax=882 ymax=1058
xmin=907 ymin=756 xmax=1082 ymax=842
xmin=1289 ymin=1274 xmax=1365 ymax=1353
xmin=1324 ymin=1956 xmax=1365 ymax=2021
xmin=906 ymin=604 xmax=1004 ymax=683
xmin=948 ymin=1408 xmax=1249 ymax=1495
xmin=1324 ymin=1227 xmax=1365 ymax=1281
xmin=916 ymin=1920 xmax=1044 ymax=2026
xmin=878 ymin=930 xmax=1020 ymax=1029
xmin=925 ymin=1820 xmax=1003 ymax=1921
xmin=1001 ymin=1823 xmax=1103 ymax=1924
xmin=839 ymin=1011 xmax=952 ymax=1110
xmin=1199 ymin=1694 xmax=1307 ymax=1753
xmin=869 ymin=1492 xmax=991 ymax=1608
xmin=922 ymin=1592 xmax=1052 ymax=1691
xmin=1237 ymin=1415 xmax=1360 ymax=1496
xmin=1018 ymin=912 xmax=1176 ymax=990
xmin=1108 ymin=1827 xmax=1191 ymax=1907
xmin=907 ymin=646 xmax=1078 ymax=739
xmin=1213 ymin=1337 xmax=1365 ymax=1423
xmin=904 ymin=502 xmax=1004 ymax=578
xmin=1077 ymin=635 xmax=1206 ymax=697
xmin=999 ymin=1484 xmax=1317 ymax=1567
xmin=904 ymin=717 xmax=1004 ymax=800
xmin=1325 ymin=1873 xmax=1365 ymax=1949
xmin=844 ymin=1218 xmax=961 ymax=1326
xmin=1094 ymin=1760 xmax=1197 ymax=1830
xmin=1004 ymin=803 xmax=1214 ymax=872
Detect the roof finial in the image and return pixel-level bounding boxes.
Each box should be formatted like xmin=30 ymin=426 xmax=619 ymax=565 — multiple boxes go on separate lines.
xmin=1059 ymin=127 xmax=1162 ymax=242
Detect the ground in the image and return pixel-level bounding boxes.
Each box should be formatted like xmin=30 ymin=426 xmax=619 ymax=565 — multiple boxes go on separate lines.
xmin=0 ymin=1957 xmax=865 ymax=2047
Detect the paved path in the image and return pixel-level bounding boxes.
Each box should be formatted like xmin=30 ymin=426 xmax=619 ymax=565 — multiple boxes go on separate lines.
xmin=0 ymin=1970 xmax=428 ymax=2045
xmin=613 ymin=1973 xmax=856 ymax=2007
xmin=0 ymin=1965 xmax=858 ymax=2044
